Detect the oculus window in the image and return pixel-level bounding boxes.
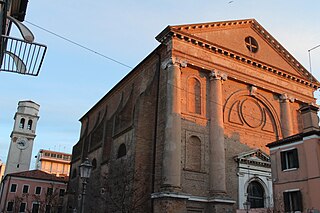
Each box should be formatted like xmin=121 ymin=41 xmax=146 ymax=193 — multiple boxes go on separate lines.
xmin=245 ymin=36 xmax=259 ymax=53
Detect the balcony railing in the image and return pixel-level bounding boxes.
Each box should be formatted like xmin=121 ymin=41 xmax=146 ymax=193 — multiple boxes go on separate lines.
xmin=0 ymin=35 xmax=47 ymax=76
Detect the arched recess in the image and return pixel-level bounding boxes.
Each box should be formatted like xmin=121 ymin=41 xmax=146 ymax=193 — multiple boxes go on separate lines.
xmin=187 ymin=76 xmax=202 ymax=115
xmin=247 ymin=181 xmax=264 ymax=208
xmin=72 ymin=168 xmax=77 ymax=179
xmin=92 ymin=158 xmax=97 ymax=170
xmin=223 ymin=89 xmax=281 ymax=139
xmin=186 ymin=135 xmax=201 ymax=171
xmin=27 ymin=120 xmax=33 ymax=130
xmin=19 ymin=118 xmax=25 ymax=129
xmin=113 ymin=85 xmax=135 ymax=136
xmin=117 ymin=143 xmax=127 ymax=159
xmin=244 ymin=177 xmax=270 ymax=209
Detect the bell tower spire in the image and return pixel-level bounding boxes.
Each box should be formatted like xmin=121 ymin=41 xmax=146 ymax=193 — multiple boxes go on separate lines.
xmin=4 ymin=100 xmax=40 ymax=175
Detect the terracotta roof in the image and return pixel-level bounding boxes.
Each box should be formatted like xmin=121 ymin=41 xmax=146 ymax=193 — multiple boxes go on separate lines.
xmin=6 ymin=170 xmax=69 ymax=182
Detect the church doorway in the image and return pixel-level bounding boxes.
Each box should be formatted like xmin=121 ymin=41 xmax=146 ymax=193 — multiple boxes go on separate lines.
xmin=247 ymin=181 xmax=265 ymax=208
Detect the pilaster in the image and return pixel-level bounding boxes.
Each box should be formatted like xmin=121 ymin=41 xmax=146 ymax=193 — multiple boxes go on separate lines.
xmin=161 ymin=57 xmax=187 ymax=190
xmin=279 ymin=93 xmax=294 ymax=138
xmin=209 ymin=70 xmax=227 ymax=194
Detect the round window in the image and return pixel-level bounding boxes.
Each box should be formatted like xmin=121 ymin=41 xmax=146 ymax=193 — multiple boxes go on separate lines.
xmin=245 ymin=36 xmax=259 ymax=53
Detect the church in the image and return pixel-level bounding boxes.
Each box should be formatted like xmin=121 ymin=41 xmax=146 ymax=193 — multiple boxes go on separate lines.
xmin=67 ymin=19 xmax=319 ymax=212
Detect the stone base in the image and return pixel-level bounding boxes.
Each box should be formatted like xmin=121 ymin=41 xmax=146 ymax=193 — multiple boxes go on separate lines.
xmin=152 ymin=192 xmax=235 ymax=213
xmin=153 ymin=195 xmax=187 ymax=213
xmin=207 ymin=202 xmax=234 ymax=213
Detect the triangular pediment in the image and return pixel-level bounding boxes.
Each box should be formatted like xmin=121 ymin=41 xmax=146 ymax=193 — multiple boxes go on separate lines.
xmin=235 ymin=149 xmax=271 ymax=167
xmin=157 ymin=19 xmax=319 ymax=86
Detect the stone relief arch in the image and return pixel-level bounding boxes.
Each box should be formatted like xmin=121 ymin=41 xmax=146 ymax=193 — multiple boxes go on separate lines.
xmin=244 ymin=177 xmax=272 ymax=208
xmin=224 ymin=88 xmax=281 ymax=139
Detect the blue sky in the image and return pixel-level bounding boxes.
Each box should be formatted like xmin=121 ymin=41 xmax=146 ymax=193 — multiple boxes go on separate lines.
xmin=0 ymin=0 xmax=319 ymax=168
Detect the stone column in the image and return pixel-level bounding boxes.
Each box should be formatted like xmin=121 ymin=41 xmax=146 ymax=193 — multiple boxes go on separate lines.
xmin=209 ymin=70 xmax=227 ymax=194
xmin=161 ymin=57 xmax=187 ymax=190
xmin=279 ymin=93 xmax=294 ymax=138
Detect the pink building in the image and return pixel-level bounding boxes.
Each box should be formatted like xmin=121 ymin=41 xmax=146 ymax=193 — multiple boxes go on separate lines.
xmin=0 ymin=170 xmax=68 ymax=213
xmin=267 ymin=105 xmax=320 ymax=212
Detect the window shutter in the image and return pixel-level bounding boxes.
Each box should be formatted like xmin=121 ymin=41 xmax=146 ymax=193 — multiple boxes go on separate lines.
xmin=293 ymin=149 xmax=299 ymax=169
xmin=283 ymin=192 xmax=290 ymax=212
xmin=280 ymin=152 xmax=286 ymax=170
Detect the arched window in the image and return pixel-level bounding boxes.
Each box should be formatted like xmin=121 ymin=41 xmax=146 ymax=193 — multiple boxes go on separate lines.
xmin=186 ymin=136 xmax=201 ymax=171
xmin=72 ymin=169 xmax=77 ymax=179
xmin=92 ymin=158 xmax=97 ymax=170
xmin=117 ymin=143 xmax=126 ymax=158
xmin=19 ymin=118 xmax=25 ymax=129
xmin=188 ymin=77 xmax=201 ymax=114
xmin=247 ymin=181 xmax=265 ymax=208
xmin=27 ymin=120 xmax=33 ymax=130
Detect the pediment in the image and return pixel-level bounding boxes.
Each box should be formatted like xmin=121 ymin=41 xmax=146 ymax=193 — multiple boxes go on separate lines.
xmin=235 ymin=149 xmax=271 ymax=167
xmin=157 ymin=19 xmax=319 ymax=86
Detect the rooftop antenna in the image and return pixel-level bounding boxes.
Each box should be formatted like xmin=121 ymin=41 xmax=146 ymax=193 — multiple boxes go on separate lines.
xmin=308 ymin=44 xmax=320 ymax=83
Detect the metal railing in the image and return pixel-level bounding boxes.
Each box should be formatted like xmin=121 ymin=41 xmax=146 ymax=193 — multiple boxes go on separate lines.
xmin=0 ymin=35 xmax=47 ymax=76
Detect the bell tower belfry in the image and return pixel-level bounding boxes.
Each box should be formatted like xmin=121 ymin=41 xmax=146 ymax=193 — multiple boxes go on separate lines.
xmin=4 ymin=100 xmax=40 ymax=175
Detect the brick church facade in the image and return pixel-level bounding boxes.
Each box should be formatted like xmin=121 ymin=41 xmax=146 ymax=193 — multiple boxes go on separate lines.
xmin=67 ymin=19 xmax=319 ymax=212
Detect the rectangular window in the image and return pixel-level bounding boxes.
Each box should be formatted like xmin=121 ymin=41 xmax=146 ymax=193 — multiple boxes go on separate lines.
xmin=32 ymin=203 xmax=40 ymax=213
xmin=35 ymin=186 xmax=41 ymax=195
xmin=10 ymin=184 xmax=17 ymax=192
xmin=45 ymin=205 xmax=51 ymax=213
xmin=7 ymin=201 xmax=14 ymax=211
xmin=47 ymin=187 xmax=53 ymax=195
xmin=19 ymin=203 xmax=26 ymax=212
xmin=281 ymin=148 xmax=299 ymax=170
xmin=59 ymin=189 xmax=65 ymax=197
xmin=283 ymin=190 xmax=303 ymax=212
xmin=57 ymin=206 xmax=63 ymax=213
xmin=23 ymin=185 xmax=29 ymax=193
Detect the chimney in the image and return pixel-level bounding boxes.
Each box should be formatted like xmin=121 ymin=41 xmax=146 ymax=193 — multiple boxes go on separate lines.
xmin=300 ymin=104 xmax=319 ymax=133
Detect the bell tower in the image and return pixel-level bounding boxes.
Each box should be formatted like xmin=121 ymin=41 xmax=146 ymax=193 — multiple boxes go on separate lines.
xmin=4 ymin=100 xmax=40 ymax=175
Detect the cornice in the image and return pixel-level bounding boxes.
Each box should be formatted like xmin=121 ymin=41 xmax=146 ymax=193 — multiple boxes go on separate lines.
xmin=156 ymin=20 xmax=320 ymax=89
xmin=267 ymin=130 xmax=320 ymax=148
xmin=249 ymin=20 xmax=317 ymax=84
xmin=171 ymin=19 xmax=254 ymax=31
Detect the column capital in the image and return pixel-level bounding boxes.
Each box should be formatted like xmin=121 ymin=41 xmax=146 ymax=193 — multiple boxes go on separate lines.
xmin=161 ymin=57 xmax=187 ymax=70
xmin=249 ymin=86 xmax=258 ymax=96
xmin=279 ymin=93 xmax=295 ymax=103
xmin=209 ymin=70 xmax=227 ymax=81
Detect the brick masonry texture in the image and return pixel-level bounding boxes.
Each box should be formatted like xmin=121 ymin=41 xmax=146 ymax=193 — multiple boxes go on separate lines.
xmin=67 ymin=20 xmax=318 ymax=213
